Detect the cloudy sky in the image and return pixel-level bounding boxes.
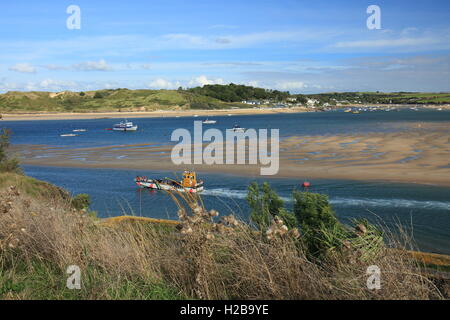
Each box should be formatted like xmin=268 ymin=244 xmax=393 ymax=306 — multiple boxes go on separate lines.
xmin=1 ymin=0 xmax=450 ymax=93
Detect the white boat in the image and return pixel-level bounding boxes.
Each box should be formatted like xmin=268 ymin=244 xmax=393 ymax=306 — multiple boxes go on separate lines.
xmin=228 ymin=124 xmax=245 ymax=132
xmin=73 ymin=129 xmax=87 ymax=132
xmin=202 ymin=119 xmax=217 ymax=124
xmin=113 ymin=120 xmax=138 ymax=131
xmin=135 ymin=171 xmax=204 ymax=193
xmin=60 ymin=134 xmax=77 ymax=137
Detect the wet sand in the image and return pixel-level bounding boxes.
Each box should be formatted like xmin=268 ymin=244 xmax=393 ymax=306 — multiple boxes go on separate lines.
xmin=11 ymin=123 xmax=450 ymax=187
xmin=1 ymin=107 xmax=308 ymax=121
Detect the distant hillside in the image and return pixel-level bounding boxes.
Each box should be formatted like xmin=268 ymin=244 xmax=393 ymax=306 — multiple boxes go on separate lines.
xmin=188 ymin=83 xmax=291 ymax=102
xmin=1 ymin=86 xmax=449 ymax=113
xmin=308 ymin=91 xmax=450 ymax=105
xmin=0 ymin=88 xmax=246 ymax=113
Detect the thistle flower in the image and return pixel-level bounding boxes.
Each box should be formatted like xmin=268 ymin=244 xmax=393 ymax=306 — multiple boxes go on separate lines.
xmin=209 ymin=209 xmax=219 ymax=218
xmin=180 ymin=226 xmax=193 ymax=234
xmin=355 ymin=224 xmax=367 ymax=236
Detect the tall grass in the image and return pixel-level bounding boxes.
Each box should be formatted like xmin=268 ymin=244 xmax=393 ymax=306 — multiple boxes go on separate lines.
xmin=0 ymin=184 xmax=445 ymax=300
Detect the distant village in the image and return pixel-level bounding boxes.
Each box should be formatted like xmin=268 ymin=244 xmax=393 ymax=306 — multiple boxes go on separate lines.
xmin=240 ymin=97 xmax=332 ymax=109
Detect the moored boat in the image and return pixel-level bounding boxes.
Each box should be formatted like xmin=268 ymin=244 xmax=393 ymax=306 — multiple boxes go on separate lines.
xmin=113 ymin=120 xmax=138 ymax=131
xmin=135 ymin=171 xmax=204 ymax=193
xmin=202 ymin=119 xmax=217 ymax=124
xmin=228 ymin=124 xmax=245 ymax=132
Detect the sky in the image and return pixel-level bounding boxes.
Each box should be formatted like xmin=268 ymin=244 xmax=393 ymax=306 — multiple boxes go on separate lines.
xmin=1 ymin=0 xmax=450 ymax=93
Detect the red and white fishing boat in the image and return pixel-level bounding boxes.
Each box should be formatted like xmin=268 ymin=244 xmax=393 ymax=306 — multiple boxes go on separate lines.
xmin=135 ymin=171 xmax=204 ymax=193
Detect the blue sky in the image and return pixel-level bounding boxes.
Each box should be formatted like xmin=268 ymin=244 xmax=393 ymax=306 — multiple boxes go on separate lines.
xmin=1 ymin=0 xmax=450 ymax=93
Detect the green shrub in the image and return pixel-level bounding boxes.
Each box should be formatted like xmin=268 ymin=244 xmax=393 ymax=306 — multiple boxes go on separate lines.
xmin=71 ymin=193 xmax=91 ymax=210
xmin=247 ymin=182 xmax=297 ymax=231
xmin=0 ymin=129 xmax=22 ymax=174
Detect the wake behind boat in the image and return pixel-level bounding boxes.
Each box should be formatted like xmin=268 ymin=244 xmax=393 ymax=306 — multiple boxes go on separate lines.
xmin=113 ymin=119 xmax=138 ymax=131
xmin=135 ymin=171 xmax=204 ymax=193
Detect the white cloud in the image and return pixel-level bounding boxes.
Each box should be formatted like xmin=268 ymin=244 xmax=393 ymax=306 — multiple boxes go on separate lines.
xmin=72 ymin=59 xmax=113 ymax=71
xmin=188 ymin=75 xmax=225 ymax=87
xmin=44 ymin=64 xmax=68 ymax=70
xmin=39 ymin=79 xmax=77 ymax=90
xmin=147 ymin=78 xmax=181 ymax=90
xmin=334 ymin=37 xmax=442 ymax=49
xmin=275 ymin=81 xmax=307 ymax=91
xmin=9 ymin=63 xmax=37 ymax=73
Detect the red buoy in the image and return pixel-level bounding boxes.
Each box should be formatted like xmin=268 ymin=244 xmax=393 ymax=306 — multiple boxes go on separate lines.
xmin=302 ymin=181 xmax=311 ymax=188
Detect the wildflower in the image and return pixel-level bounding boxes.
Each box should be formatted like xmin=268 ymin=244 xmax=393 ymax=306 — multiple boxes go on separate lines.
xmin=180 ymin=226 xmax=193 ymax=234
xmin=355 ymin=224 xmax=367 ymax=236
xmin=288 ymin=228 xmax=300 ymax=239
xmin=214 ymin=223 xmax=226 ymax=234
xmin=206 ymin=232 xmax=215 ymax=240
xmin=209 ymin=209 xmax=219 ymax=218
xmin=342 ymin=240 xmax=351 ymax=249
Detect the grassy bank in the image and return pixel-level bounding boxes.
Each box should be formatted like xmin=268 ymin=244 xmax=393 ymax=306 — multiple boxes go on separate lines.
xmin=0 ymin=175 xmax=447 ymax=300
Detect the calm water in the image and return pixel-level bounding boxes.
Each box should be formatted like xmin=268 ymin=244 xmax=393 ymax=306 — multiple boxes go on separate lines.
xmin=5 ymin=109 xmax=450 ymax=148
xmin=2 ymin=109 xmax=450 ymax=254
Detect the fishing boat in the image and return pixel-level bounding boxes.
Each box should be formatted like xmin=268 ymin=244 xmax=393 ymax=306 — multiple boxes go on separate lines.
xmin=60 ymin=134 xmax=77 ymax=137
xmin=135 ymin=171 xmax=204 ymax=193
xmin=202 ymin=119 xmax=217 ymax=124
xmin=228 ymin=124 xmax=245 ymax=132
xmin=73 ymin=129 xmax=87 ymax=132
xmin=113 ymin=120 xmax=138 ymax=131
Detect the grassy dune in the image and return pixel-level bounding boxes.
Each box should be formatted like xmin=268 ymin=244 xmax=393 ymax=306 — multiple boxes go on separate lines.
xmin=0 ymin=89 xmax=243 ymax=113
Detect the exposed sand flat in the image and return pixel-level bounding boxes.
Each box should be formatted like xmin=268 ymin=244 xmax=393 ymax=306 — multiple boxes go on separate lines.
xmin=11 ymin=124 xmax=450 ymax=187
xmin=1 ymin=107 xmax=309 ymax=121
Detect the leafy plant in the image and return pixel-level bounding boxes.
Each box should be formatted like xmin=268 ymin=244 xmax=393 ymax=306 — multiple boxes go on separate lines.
xmin=247 ymin=182 xmax=297 ymax=231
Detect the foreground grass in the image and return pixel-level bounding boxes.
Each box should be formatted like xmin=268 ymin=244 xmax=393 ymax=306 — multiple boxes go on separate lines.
xmin=0 ymin=178 xmax=446 ymax=300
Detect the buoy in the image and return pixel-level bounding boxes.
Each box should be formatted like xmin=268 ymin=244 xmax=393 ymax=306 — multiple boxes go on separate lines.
xmin=302 ymin=181 xmax=311 ymax=189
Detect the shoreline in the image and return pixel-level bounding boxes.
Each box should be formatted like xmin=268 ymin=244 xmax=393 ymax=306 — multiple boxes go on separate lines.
xmin=1 ymin=104 xmax=449 ymax=121
xmin=0 ymin=107 xmax=309 ymax=121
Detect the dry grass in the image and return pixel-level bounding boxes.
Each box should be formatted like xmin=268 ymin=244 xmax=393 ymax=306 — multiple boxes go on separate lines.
xmin=0 ymin=184 xmax=445 ymax=300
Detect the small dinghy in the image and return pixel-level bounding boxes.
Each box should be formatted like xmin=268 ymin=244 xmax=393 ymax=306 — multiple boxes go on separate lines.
xmin=202 ymin=119 xmax=217 ymax=124
xmin=228 ymin=124 xmax=245 ymax=132
xmin=60 ymin=134 xmax=78 ymax=137
xmin=135 ymin=171 xmax=204 ymax=193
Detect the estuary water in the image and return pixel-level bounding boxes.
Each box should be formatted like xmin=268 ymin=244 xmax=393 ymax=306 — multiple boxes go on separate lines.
xmin=2 ymin=109 xmax=449 ymax=254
